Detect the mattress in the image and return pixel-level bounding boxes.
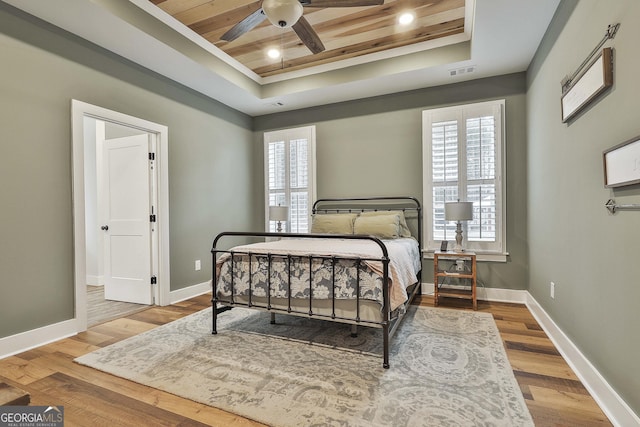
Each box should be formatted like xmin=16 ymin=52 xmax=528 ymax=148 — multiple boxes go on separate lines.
xmin=214 ymin=237 xmax=421 ymax=312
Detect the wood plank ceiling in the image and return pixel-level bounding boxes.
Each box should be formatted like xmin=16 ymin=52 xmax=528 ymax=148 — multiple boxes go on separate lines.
xmin=149 ymin=0 xmax=466 ymax=78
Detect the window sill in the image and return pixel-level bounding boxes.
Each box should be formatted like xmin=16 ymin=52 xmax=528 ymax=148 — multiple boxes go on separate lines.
xmin=422 ymin=250 xmax=508 ymax=263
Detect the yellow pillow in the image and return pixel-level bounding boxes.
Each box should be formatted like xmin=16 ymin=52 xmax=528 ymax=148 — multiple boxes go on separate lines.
xmin=353 ymin=214 xmax=401 ymax=239
xmin=360 ymin=210 xmax=412 ymax=237
xmin=310 ymin=213 xmax=357 ymax=234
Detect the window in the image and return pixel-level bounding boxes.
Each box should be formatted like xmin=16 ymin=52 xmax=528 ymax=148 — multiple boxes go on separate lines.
xmin=422 ymin=100 xmax=505 ymax=255
xmin=264 ymin=126 xmax=317 ymax=233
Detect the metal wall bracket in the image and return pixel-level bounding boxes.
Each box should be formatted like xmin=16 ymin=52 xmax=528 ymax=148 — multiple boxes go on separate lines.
xmin=561 ymin=23 xmax=619 ymax=94
xmin=605 ymin=199 xmax=640 ymax=214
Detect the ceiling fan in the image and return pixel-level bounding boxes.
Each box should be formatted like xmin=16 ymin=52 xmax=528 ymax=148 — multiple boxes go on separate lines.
xmin=221 ymin=0 xmax=385 ymax=54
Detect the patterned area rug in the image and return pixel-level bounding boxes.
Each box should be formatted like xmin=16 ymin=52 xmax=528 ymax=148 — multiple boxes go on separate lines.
xmin=75 ymin=306 xmax=534 ymax=426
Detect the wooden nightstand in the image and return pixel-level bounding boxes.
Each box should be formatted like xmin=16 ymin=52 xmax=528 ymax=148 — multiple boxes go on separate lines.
xmin=433 ymin=251 xmax=477 ymax=310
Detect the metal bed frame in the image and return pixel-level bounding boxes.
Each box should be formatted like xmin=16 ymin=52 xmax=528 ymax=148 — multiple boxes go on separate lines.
xmin=211 ymin=196 xmax=422 ymax=368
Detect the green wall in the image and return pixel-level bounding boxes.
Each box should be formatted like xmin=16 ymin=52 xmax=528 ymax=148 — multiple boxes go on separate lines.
xmin=0 ymin=4 xmax=255 ymax=338
xmin=527 ymin=0 xmax=640 ymax=415
xmin=254 ymin=73 xmax=529 ymax=291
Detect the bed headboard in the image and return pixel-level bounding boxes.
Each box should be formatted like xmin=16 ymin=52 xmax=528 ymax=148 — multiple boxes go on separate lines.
xmin=312 ymin=196 xmax=422 ymax=251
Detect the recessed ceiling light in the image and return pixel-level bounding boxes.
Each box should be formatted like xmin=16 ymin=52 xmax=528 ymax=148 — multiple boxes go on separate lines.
xmin=398 ymin=12 xmax=415 ymax=26
xmin=267 ymin=48 xmax=281 ymax=59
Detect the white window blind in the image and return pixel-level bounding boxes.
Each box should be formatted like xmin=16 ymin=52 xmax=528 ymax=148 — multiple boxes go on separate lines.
xmin=264 ymin=126 xmax=316 ymax=233
xmin=423 ymin=100 xmax=505 ymax=254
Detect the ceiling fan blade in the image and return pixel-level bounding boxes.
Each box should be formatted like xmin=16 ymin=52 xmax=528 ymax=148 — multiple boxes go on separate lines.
xmin=301 ymin=0 xmax=384 ymax=7
xmin=221 ymin=7 xmax=266 ymax=42
xmin=292 ymin=15 xmax=325 ymax=54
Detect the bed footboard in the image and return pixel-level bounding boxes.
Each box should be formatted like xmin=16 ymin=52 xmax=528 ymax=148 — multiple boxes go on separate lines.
xmin=212 ymin=232 xmax=395 ymax=366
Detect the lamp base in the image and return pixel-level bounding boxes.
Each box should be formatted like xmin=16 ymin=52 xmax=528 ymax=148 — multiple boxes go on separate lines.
xmin=454 ymin=221 xmax=464 ymax=252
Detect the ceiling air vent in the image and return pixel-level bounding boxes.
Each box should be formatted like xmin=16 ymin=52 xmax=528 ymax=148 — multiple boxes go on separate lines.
xmin=449 ymin=65 xmax=476 ymax=77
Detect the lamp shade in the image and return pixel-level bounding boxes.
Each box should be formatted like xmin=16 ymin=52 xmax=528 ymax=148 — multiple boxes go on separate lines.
xmin=269 ymin=205 xmax=289 ymax=222
xmin=262 ymin=0 xmax=303 ymax=28
xmin=445 ymin=201 xmax=473 ymax=221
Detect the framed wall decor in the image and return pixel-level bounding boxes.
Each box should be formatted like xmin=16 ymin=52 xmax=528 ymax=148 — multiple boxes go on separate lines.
xmin=561 ymin=48 xmax=613 ymax=123
xmin=603 ymin=135 xmax=640 ymax=188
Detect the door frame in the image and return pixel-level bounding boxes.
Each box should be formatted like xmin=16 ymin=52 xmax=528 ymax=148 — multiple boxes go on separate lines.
xmin=71 ymin=100 xmax=170 ymax=332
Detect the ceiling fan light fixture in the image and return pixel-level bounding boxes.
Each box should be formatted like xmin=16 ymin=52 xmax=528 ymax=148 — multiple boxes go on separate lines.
xmin=262 ymin=0 xmax=303 ymax=28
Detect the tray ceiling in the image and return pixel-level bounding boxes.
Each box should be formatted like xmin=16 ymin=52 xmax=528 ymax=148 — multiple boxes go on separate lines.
xmin=3 ymin=0 xmax=561 ymax=115
xmin=149 ymin=0 xmax=466 ymax=78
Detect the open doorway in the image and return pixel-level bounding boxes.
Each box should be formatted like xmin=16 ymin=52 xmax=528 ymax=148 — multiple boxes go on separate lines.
xmin=84 ymin=119 xmax=154 ymax=326
xmin=71 ymin=100 xmax=170 ymax=332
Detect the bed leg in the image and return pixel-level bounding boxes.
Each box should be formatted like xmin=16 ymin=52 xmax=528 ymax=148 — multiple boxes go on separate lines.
xmin=212 ymin=305 xmax=233 ymax=334
xmin=270 ymin=312 xmax=276 ymax=324
xmin=383 ymin=323 xmax=390 ymax=369
xmin=212 ymin=304 xmax=218 ymax=335
xmin=350 ymin=324 xmax=358 ymax=338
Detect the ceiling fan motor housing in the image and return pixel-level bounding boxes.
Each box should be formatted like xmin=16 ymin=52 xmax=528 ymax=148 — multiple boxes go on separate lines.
xmin=262 ymin=0 xmax=304 ymax=28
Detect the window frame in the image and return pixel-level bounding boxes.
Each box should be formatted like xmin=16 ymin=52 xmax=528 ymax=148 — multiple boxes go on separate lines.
xmin=422 ymin=100 xmax=506 ymax=258
xmin=263 ymin=125 xmax=317 ymax=233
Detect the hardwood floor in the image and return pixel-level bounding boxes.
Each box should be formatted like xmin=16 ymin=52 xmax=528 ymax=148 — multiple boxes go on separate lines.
xmin=87 ymin=285 xmax=148 ymax=327
xmin=0 ymin=293 xmax=612 ymax=426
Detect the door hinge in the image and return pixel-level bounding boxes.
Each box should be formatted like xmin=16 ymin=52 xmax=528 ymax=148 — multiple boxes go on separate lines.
xmin=151 ymin=276 xmax=157 ymax=284
xmin=150 ymin=214 xmax=156 ymax=222
xmin=149 ymin=152 xmax=155 ymax=160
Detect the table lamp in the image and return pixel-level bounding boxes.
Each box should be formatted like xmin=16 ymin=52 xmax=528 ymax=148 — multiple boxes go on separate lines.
xmin=445 ymin=201 xmax=473 ymax=252
xmin=269 ymin=205 xmax=289 ymax=232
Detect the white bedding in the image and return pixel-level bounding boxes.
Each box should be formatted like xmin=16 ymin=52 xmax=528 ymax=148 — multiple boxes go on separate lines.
xmin=215 ymin=237 xmax=420 ymax=311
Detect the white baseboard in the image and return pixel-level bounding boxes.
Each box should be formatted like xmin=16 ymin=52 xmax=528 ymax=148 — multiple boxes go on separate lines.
xmin=86 ymin=275 xmax=104 ymax=285
xmin=421 ymin=282 xmax=435 ymax=295
xmin=169 ymin=280 xmax=211 ymax=304
xmin=525 ymin=294 xmax=640 ymax=427
xmin=0 ymin=319 xmax=78 ymax=360
xmin=421 ymin=282 xmax=529 ymax=303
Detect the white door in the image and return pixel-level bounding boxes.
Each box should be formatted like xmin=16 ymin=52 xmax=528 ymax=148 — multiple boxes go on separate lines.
xmin=101 ymin=134 xmax=153 ymax=304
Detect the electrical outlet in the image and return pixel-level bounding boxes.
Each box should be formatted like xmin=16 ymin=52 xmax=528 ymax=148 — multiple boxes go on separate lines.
xmin=550 ymin=282 xmax=555 ymax=299
xmin=195 ymin=260 xmax=201 ymax=271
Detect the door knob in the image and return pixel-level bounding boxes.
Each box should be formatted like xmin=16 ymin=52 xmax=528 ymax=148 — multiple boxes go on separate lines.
xmin=101 ymin=225 xmax=109 ymax=231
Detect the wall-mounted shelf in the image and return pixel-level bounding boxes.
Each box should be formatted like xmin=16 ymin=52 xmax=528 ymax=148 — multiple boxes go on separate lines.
xmin=561 ymin=23 xmax=619 ymax=123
